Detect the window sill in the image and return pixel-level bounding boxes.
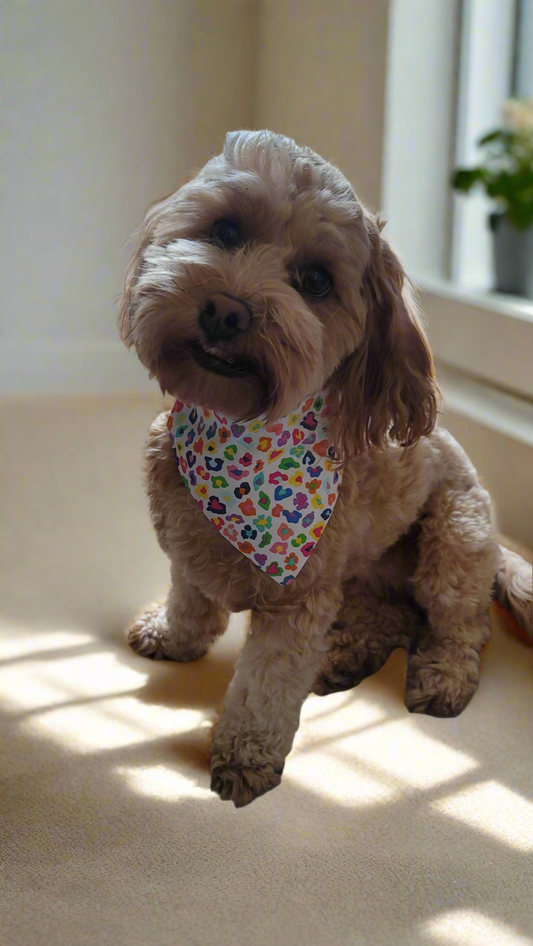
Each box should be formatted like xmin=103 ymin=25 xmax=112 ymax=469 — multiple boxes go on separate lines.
xmin=416 ymin=275 xmax=533 ymax=401
xmin=436 ymin=361 xmax=533 ymax=449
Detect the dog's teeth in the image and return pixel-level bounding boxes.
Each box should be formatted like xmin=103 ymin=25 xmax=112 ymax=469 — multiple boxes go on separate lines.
xmin=202 ymin=343 xmax=234 ymax=364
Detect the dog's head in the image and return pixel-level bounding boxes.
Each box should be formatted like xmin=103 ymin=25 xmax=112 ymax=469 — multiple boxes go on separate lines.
xmin=120 ymin=130 xmax=437 ymax=457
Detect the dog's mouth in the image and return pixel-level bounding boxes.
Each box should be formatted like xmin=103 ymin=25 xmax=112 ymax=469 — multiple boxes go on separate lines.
xmin=189 ymin=342 xmax=254 ymax=379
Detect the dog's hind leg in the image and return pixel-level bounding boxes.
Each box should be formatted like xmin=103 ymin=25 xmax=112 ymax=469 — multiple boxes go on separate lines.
xmin=495 ymin=545 xmax=532 ymax=637
xmin=312 ymin=580 xmax=423 ymax=695
xmin=405 ymin=478 xmax=499 ymax=718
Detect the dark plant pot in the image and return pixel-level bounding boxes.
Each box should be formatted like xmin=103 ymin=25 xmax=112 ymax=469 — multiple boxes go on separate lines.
xmin=490 ymin=213 xmax=533 ymax=299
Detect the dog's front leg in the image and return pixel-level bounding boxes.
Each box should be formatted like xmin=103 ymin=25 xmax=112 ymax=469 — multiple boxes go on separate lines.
xmin=210 ymin=593 xmax=338 ymax=807
xmin=127 ymin=560 xmax=229 ymax=662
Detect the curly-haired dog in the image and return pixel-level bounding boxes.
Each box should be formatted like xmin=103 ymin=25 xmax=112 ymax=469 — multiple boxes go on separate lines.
xmin=120 ymin=130 xmax=532 ymax=807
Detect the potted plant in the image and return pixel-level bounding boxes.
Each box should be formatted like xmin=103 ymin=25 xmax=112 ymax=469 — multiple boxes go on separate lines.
xmin=452 ymin=96 xmax=533 ymax=299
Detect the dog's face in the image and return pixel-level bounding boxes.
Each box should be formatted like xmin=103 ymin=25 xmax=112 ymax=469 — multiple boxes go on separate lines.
xmin=121 ymin=130 xmax=437 ymax=456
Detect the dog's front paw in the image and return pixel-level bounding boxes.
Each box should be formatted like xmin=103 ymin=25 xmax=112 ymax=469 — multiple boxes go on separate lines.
xmin=210 ymin=760 xmax=283 ymax=807
xmin=210 ymin=738 xmax=284 ymax=807
xmin=404 ymin=654 xmax=479 ymax=718
xmin=127 ymin=604 xmax=207 ymax=663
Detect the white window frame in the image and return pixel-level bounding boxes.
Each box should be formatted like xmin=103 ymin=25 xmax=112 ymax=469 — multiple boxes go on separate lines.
xmin=383 ymin=0 xmax=533 ymax=405
xmin=451 ymin=0 xmax=517 ymax=289
xmin=515 ymin=0 xmax=533 ymax=98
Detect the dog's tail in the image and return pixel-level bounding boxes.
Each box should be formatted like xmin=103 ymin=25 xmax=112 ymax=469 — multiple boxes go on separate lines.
xmin=494 ymin=546 xmax=532 ymax=638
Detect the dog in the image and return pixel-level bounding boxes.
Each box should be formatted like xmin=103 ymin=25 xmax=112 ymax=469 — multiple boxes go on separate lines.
xmin=120 ymin=130 xmax=532 ymax=807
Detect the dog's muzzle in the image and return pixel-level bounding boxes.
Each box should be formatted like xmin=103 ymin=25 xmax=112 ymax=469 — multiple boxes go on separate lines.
xmin=199 ymin=292 xmax=252 ymax=343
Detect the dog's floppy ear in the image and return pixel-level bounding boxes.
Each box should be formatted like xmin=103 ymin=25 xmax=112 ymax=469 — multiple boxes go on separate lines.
xmin=119 ymin=237 xmax=146 ymax=348
xmin=118 ymin=193 xmax=174 ymax=347
xmin=118 ymin=178 xmax=195 ymax=346
xmin=331 ymin=216 xmax=438 ymax=459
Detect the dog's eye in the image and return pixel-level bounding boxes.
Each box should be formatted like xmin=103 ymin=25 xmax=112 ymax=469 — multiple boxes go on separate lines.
xmin=211 ymin=219 xmax=242 ymax=249
xmin=300 ymin=265 xmax=333 ymax=298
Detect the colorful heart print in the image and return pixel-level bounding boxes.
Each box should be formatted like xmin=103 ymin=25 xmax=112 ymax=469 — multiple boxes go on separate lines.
xmin=265 ymin=422 xmax=283 ymax=436
xmin=279 ymin=457 xmax=299 ymax=470
xmin=268 ymin=470 xmax=288 ymax=486
xmin=168 ymin=388 xmax=343 ymax=583
xmin=266 ymin=562 xmax=284 ymax=577
xmin=227 ymin=465 xmax=246 ymax=480
xmin=274 ymin=485 xmax=293 ymax=501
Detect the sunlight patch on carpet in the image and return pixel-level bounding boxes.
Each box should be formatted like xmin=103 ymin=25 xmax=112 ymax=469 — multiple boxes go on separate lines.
xmin=343 ymin=719 xmax=478 ymax=788
xmin=286 ymin=750 xmax=398 ymax=806
xmin=0 ymin=650 xmax=147 ymax=712
xmin=0 ymin=629 xmax=94 ymax=661
xmin=287 ymin=696 xmax=397 ymax=805
xmin=116 ymin=763 xmax=212 ymax=801
xmin=301 ymin=692 xmax=386 ymax=725
xmin=431 ymin=781 xmax=533 ymax=851
xmin=423 ymin=909 xmax=533 ymax=945
xmin=21 ymin=697 xmax=206 ymax=753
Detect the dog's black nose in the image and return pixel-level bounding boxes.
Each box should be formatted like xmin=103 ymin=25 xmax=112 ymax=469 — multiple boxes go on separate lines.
xmin=199 ymin=293 xmax=252 ymax=342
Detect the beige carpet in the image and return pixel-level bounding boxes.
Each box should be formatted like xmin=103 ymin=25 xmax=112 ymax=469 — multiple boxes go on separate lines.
xmin=1 ymin=397 xmax=532 ymax=946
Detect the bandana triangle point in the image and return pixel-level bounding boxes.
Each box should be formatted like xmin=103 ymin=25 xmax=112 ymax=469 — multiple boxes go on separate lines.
xmin=168 ymin=389 xmax=343 ymax=583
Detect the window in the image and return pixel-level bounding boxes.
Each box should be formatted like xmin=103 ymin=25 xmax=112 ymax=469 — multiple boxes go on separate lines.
xmin=452 ymin=0 xmax=533 ymax=290
xmin=382 ymin=0 xmax=533 ymax=403
xmin=515 ymin=0 xmax=533 ymax=100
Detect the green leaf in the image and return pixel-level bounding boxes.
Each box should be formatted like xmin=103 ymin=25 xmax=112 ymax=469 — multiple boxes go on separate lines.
xmin=506 ymin=204 xmax=533 ymax=230
xmin=451 ymin=168 xmax=485 ymax=192
xmin=478 ymin=129 xmax=514 ymax=147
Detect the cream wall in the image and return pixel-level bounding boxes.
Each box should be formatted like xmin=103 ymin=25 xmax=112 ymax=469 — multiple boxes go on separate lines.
xmin=1 ymin=0 xmax=391 ymax=393
xmin=0 ymin=0 xmax=391 ymax=393
xmin=255 ymin=0 xmax=389 ymax=210
xmin=0 ymin=0 xmax=255 ymax=392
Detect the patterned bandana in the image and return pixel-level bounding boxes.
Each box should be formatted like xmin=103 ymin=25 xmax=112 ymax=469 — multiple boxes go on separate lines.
xmin=168 ymin=390 xmax=343 ymax=585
